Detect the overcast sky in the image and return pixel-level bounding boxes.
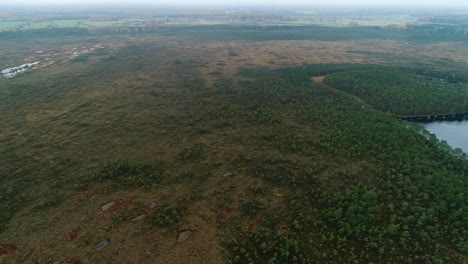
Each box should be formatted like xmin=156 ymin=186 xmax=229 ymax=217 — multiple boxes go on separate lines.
xmin=3 ymin=0 xmax=468 ymax=6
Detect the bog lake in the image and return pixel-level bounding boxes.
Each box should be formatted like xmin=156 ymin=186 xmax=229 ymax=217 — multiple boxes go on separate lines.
xmin=422 ymin=120 xmax=468 ymax=153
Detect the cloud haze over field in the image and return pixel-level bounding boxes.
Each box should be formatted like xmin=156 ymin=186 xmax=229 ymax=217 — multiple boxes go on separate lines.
xmin=3 ymin=0 xmax=468 ymax=6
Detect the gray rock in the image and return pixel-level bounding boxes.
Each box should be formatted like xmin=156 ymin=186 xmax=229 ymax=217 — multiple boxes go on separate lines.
xmin=176 ymin=230 xmax=193 ymax=244
xmin=101 ymin=201 xmax=115 ymax=212
xmin=131 ymin=214 xmax=147 ymax=222
xmin=95 ymin=240 xmax=109 ymax=252
xmin=223 ymin=172 xmax=234 ymax=178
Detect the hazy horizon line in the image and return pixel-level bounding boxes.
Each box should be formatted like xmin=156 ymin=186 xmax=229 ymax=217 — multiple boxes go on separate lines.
xmin=2 ymin=2 xmax=468 ymax=8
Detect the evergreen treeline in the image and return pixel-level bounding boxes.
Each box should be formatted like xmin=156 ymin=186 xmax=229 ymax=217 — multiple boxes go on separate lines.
xmin=2 ymin=24 xmax=468 ymax=42
xmin=324 ymin=68 xmax=468 ymax=116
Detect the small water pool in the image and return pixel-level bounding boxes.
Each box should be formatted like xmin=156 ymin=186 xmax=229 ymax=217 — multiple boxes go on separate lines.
xmin=422 ymin=120 xmax=468 ymax=153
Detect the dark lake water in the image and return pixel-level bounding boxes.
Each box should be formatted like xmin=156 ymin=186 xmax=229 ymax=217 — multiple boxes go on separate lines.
xmin=422 ymin=120 xmax=468 ymax=153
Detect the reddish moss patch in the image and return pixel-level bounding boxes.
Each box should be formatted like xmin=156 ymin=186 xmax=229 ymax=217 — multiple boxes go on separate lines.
xmin=68 ymin=227 xmax=80 ymax=241
xmin=0 ymin=243 xmax=17 ymax=256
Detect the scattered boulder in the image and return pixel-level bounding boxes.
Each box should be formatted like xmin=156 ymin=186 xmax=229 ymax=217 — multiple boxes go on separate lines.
xmin=176 ymin=230 xmax=193 ymax=244
xmin=148 ymin=202 xmax=157 ymax=209
xmin=95 ymin=240 xmax=109 ymax=252
xmin=101 ymin=201 xmax=115 ymax=212
xmin=100 ymin=197 xmax=136 ymax=212
xmin=130 ymin=214 xmax=146 ymax=222
xmin=223 ymin=172 xmax=234 ymax=178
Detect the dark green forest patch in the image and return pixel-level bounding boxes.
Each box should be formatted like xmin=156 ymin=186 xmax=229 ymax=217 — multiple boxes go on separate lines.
xmin=325 ymin=68 xmax=468 ymax=116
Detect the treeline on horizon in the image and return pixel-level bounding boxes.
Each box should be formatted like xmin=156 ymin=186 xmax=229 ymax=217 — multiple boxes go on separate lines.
xmin=1 ymin=24 xmax=468 ymax=42
xmin=324 ymin=68 xmax=468 ymax=116
xmin=240 ymin=63 xmax=468 ymax=117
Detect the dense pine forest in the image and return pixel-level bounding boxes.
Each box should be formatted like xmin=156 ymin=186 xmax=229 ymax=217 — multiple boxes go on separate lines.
xmin=222 ymin=66 xmax=468 ymax=263
xmin=325 ymin=67 xmax=468 ymax=116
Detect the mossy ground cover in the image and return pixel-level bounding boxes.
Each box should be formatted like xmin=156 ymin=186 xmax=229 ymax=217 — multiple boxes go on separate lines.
xmin=0 ymin=29 xmax=467 ymax=263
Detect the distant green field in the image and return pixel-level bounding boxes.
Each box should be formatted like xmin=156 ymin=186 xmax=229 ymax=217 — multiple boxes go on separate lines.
xmin=24 ymin=21 xmax=56 ymax=29
xmin=51 ymin=20 xmax=81 ymax=27
xmin=0 ymin=21 xmax=26 ymax=29
xmin=0 ymin=14 xmax=417 ymax=31
xmin=2 ymin=19 xmax=125 ymax=30
xmin=292 ymin=14 xmax=417 ymax=27
xmin=84 ymin=20 xmax=121 ymax=27
xmin=23 ymin=20 xmax=117 ymax=29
